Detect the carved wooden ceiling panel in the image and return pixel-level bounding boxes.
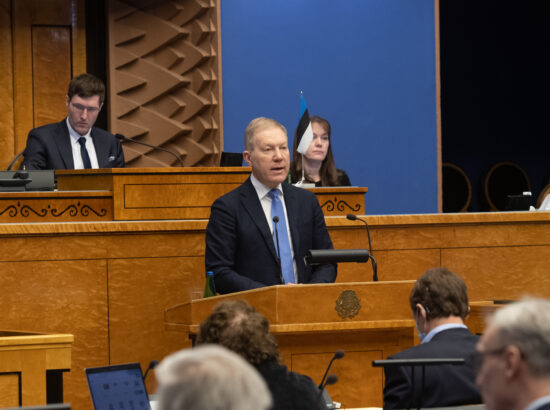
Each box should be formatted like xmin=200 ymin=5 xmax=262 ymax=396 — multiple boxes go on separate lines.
xmin=107 ymin=0 xmax=222 ymax=167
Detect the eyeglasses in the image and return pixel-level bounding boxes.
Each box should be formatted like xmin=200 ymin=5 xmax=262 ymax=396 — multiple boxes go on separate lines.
xmin=70 ymin=102 xmax=100 ymax=114
xmin=467 ymin=346 xmax=507 ymax=373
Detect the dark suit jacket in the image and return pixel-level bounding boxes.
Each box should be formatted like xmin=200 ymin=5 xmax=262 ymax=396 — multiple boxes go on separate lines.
xmin=205 ymin=178 xmax=337 ymax=294
xmin=383 ymin=327 xmax=482 ymax=410
xmin=256 ymin=361 xmax=325 ymax=410
xmin=21 ymin=120 xmax=125 ymax=170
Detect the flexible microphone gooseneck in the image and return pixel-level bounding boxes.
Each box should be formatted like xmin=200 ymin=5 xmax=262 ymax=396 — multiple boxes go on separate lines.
xmin=346 ymin=214 xmax=378 ymax=281
xmin=318 ymin=349 xmax=345 ymax=389
xmin=272 ymin=216 xmax=284 ymax=284
xmin=317 ymin=350 xmax=345 ymax=410
xmin=142 ymin=359 xmax=159 ymax=381
xmin=7 ymin=150 xmax=25 ymax=170
xmin=115 ymin=133 xmax=185 ymax=167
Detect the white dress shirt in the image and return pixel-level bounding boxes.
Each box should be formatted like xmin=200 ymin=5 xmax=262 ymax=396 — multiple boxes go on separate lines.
xmin=250 ymin=174 xmax=297 ymax=283
xmin=66 ymin=117 xmax=99 ymax=169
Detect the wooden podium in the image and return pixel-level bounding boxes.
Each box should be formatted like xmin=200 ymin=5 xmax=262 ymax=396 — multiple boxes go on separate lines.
xmin=0 ymin=331 xmax=73 ymax=407
xmin=165 ymin=281 xmax=416 ymax=408
xmin=1 ymin=168 xmax=369 ymax=222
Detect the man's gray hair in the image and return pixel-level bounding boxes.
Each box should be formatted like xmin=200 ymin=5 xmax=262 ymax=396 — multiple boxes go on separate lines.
xmin=155 ymin=344 xmax=272 ymax=410
xmin=489 ymin=297 xmax=550 ymax=377
xmin=244 ymin=117 xmax=287 ymax=151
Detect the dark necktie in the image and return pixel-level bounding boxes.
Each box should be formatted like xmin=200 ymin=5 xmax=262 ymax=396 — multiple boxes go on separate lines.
xmin=268 ymin=189 xmax=295 ymax=283
xmin=78 ymin=137 xmax=92 ymax=169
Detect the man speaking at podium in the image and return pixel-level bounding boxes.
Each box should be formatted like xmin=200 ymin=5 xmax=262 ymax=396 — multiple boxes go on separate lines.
xmin=205 ymin=117 xmax=336 ymax=294
xmin=21 ymin=73 xmax=125 ymax=170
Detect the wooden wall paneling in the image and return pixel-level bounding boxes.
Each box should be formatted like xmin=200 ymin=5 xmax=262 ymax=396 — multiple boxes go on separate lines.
xmin=0 ymin=374 xmax=19 ymax=407
xmin=0 ymin=0 xmax=15 ymax=170
xmin=280 ymin=328 xmax=414 ymax=408
xmin=11 ymin=0 xmax=86 ymax=157
xmin=108 ymin=0 xmax=223 ymax=167
xmin=31 ymin=26 xmax=72 ymax=126
xmin=442 ymin=246 xmax=550 ymax=301
xmin=107 ymin=257 xmax=200 ymax=392
xmin=0 ymin=259 xmax=108 ymax=409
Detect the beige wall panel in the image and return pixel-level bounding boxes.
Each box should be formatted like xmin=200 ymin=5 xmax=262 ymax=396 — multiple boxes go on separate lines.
xmin=442 ymin=246 xmax=550 ymax=301
xmin=32 ymin=26 xmax=72 ymax=127
xmin=0 ymin=259 xmax=108 ymax=410
xmin=0 ymin=0 xmax=15 ymax=169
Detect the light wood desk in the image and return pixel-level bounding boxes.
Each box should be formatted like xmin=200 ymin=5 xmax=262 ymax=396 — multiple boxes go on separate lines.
xmin=0 ymin=332 xmax=73 ymax=407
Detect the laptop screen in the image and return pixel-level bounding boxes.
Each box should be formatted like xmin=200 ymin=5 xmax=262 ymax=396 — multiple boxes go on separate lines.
xmin=85 ymin=363 xmax=150 ymax=410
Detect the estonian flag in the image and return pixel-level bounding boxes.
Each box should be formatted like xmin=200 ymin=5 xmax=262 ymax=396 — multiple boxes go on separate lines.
xmin=295 ymin=92 xmax=314 ymax=155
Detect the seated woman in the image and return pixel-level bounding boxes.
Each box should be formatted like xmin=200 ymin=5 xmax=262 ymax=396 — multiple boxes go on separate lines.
xmin=290 ymin=115 xmax=351 ymax=186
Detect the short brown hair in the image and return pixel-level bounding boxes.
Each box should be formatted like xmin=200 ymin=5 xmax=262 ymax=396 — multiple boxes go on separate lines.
xmin=244 ymin=117 xmax=287 ymax=151
xmin=196 ymin=300 xmax=279 ymax=365
xmin=67 ymin=73 xmax=106 ymax=104
xmin=409 ymin=267 xmax=469 ymax=320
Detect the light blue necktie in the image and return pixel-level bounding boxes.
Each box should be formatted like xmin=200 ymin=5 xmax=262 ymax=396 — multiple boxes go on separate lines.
xmin=268 ymin=189 xmax=295 ymax=284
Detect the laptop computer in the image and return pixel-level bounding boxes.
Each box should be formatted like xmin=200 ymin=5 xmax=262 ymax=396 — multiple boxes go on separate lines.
xmin=85 ymin=363 xmax=150 ymax=410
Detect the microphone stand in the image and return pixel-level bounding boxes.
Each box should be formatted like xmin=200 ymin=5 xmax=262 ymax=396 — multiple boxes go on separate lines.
xmin=115 ymin=133 xmax=185 ymax=167
xmin=347 ymin=214 xmax=378 ymax=281
xmin=272 ymin=216 xmax=284 ymax=284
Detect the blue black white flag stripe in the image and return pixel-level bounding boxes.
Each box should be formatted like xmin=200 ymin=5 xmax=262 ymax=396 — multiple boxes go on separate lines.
xmin=296 ymin=92 xmax=314 ymax=155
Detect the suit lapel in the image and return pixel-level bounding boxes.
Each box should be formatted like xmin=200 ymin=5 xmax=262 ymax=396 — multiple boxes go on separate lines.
xmin=282 ymin=183 xmax=301 ymax=253
xmin=240 ymin=179 xmax=279 ymax=261
xmin=54 ymin=120 xmax=74 ymax=169
xmin=91 ymin=128 xmax=108 ymax=167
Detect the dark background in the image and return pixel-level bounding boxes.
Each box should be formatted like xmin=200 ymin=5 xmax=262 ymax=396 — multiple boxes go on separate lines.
xmin=440 ymin=0 xmax=550 ymax=211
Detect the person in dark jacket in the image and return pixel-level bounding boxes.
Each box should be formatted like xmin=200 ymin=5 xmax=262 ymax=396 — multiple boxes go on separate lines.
xmin=290 ymin=115 xmax=350 ymax=186
xmin=196 ymin=300 xmax=325 ymax=410
xmin=383 ymin=267 xmax=482 ymax=409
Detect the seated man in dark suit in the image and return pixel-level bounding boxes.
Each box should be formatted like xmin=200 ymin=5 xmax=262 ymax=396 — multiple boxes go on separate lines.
xmin=205 ymin=117 xmax=336 ymax=294
xmin=383 ymin=267 xmax=482 ymax=409
xmin=475 ymin=297 xmax=550 ymax=410
xmin=196 ymin=300 xmax=325 ymax=410
xmin=22 ymin=73 xmax=125 ymax=170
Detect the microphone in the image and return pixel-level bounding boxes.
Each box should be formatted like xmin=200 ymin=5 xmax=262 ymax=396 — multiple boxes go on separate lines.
xmin=317 ymin=374 xmax=339 ymax=409
xmin=272 ymin=216 xmax=284 ymax=284
xmin=305 ymin=249 xmax=369 ymax=264
xmin=346 ymin=214 xmax=378 ymax=281
xmin=115 ymin=133 xmax=185 ymax=167
xmin=142 ymin=359 xmax=159 ymax=381
xmin=318 ymin=349 xmax=345 ymax=389
xmin=317 ymin=351 xmax=344 ymax=410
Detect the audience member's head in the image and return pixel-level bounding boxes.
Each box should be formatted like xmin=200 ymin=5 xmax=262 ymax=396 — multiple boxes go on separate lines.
xmin=155 ymin=344 xmax=272 ymax=410
xmin=410 ymin=267 xmax=470 ymax=340
xmin=475 ymin=297 xmax=550 ymax=410
xmin=196 ymin=299 xmax=279 ymax=365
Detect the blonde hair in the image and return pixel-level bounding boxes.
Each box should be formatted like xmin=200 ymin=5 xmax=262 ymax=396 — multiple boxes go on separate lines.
xmin=244 ymin=117 xmax=287 ymax=151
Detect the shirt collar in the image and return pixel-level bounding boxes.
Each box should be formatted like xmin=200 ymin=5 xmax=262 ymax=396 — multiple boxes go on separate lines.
xmin=250 ymin=174 xmax=282 ymax=199
xmin=422 ymin=323 xmax=467 ymax=344
xmin=66 ymin=117 xmax=92 ymax=141
xmin=524 ymin=395 xmax=550 ymax=410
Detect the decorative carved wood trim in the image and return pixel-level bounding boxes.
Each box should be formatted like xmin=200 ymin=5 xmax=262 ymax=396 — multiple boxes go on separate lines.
xmin=107 ymin=0 xmax=223 ymax=168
